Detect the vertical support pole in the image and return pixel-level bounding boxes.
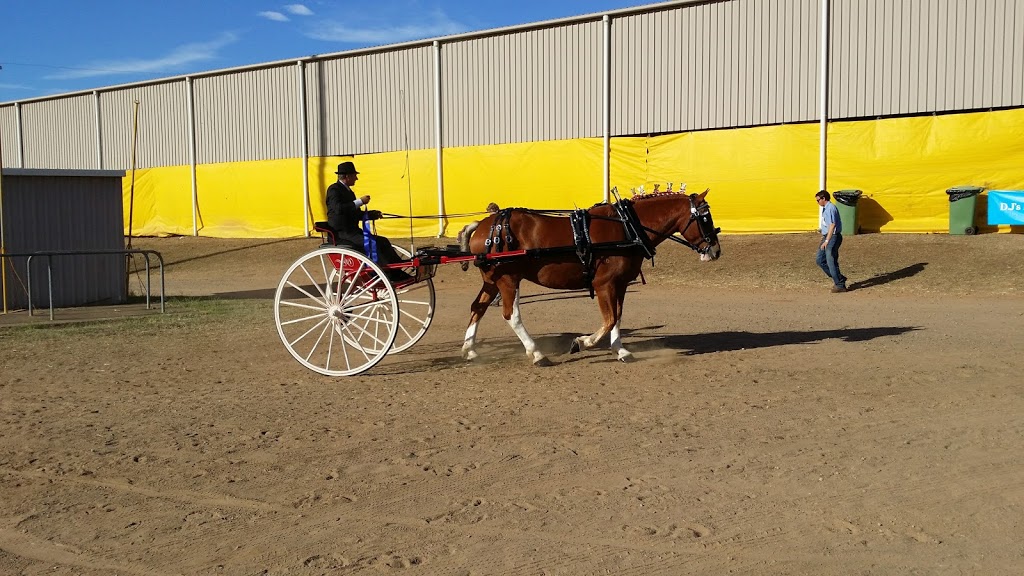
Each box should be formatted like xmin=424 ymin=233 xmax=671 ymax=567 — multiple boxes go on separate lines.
xmin=819 ymin=0 xmax=830 ymax=192
xmin=0 ymin=111 xmax=6 ymax=314
xmin=94 ymin=90 xmax=103 ymax=169
xmin=14 ymin=101 xmax=23 ymax=166
xmin=433 ymin=40 xmax=446 ymax=237
xmin=603 ymin=14 xmax=612 ymax=204
xmin=187 ymin=76 xmax=199 ymax=236
xmin=298 ymin=60 xmax=311 ymax=237
xmin=15 ymin=102 xmax=24 ymax=167
xmin=127 ymin=100 xmax=140 ymax=249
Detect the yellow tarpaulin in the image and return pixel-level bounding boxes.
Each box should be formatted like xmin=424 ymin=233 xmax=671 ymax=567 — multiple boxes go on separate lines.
xmin=123 ymin=108 xmax=1024 ymax=237
xmin=828 ymin=108 xmax=1024 ymax=233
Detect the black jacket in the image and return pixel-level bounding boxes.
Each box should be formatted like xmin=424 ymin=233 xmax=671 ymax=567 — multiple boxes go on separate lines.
xmin=325 ymin=182 xmax=365 ymax=245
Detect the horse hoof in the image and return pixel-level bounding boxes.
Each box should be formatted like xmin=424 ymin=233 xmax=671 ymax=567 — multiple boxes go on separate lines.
xmin=533 ymin=356 xmax=553 ymax=367
xmin=617 ymin=352 xmax=635 ymax=363
xmin=569 ymin=340 xmax=581 ymax=354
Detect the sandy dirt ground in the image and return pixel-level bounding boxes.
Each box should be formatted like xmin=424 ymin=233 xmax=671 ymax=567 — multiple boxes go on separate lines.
xmin=1 ymin=232 xmax=1022 ymax=575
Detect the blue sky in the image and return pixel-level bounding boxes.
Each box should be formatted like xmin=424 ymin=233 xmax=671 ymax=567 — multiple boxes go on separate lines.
xmin=1 ymin=1 xmax=654 ymax=103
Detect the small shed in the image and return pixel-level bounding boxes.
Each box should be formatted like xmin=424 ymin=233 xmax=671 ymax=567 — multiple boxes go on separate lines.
xmin=1 ymin=168 xmax=127 ymax=311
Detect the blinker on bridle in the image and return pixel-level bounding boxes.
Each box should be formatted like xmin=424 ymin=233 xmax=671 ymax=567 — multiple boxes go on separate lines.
xmin=643 ymin=194 xmax=720 ymax=255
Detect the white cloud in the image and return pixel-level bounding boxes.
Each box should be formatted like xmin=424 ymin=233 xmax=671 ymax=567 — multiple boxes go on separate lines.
xmin=259 ymin=11 xmax=290 ymax=22
xmin=45 ymin=32 xmax=240 ymax=80
xmin=308 ymin=10 xmax=467 ymax=44
xmin=285 ymin=4 xmax=313 ymax=16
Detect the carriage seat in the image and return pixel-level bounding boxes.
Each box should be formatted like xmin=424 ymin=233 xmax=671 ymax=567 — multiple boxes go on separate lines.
xmin=313 ymin=221 xmax=361 ymax=250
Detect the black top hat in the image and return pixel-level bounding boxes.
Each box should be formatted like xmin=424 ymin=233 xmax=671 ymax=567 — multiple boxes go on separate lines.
xmin=335 ymin=161 xmax=359 ymax=175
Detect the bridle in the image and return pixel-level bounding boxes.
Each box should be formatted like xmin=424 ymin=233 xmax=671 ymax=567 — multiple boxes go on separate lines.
xmin=643 ymin=193 xmax=721 ymax=256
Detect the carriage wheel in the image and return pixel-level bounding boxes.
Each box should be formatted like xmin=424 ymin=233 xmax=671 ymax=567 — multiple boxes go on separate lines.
xmin=388 ymin=246 xmax=435 ymax=354
xmin=274 ymin=248 xmax=399 ymax=376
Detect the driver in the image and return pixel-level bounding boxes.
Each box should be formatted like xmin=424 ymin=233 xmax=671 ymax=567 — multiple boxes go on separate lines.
xmin=325 ymin=161 xmax=412 ymax=283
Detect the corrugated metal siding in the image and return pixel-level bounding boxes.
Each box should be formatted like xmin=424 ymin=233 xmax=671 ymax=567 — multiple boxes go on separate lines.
xmin=0 ymin=173 xmax=126 ymax=309
xmin=612 ymin=0 xmax=820 ymax=136
xmin=830 ymin=0 xmax=1024 ymax=119
xmin=20 ymin=95 xmax=97 ymax=169
xmin=0 ymin=105 xmax=18 ymax=167
xmin=99 ymin=81 xmax=190 ymax=169
xmin=193 ymin=66 xmax=301 ymax=163
xmin=441 ymin=21 xmax=604 ymax=147
xmin=305 ymin=47 xmax=435 ymax=156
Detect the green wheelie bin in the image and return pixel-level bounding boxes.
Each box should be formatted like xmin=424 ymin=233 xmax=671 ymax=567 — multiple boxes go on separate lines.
xmin=833 ymin=189 xmax=862 ymax=235
xmin=946 ymin=186 xmax=983 ymax=235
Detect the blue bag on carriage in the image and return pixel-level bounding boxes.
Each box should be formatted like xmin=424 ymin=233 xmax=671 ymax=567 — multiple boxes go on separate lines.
xmin=361 ymin=211 xmax=378 ymax=262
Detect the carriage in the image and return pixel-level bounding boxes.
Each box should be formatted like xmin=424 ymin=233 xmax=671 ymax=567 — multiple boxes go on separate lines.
xmin=273 ymin=189 xmax=721 ymax=376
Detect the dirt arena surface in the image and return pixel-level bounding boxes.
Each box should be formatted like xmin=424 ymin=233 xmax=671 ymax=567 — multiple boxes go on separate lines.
xmin=1 ymin=232 xmax=1022 ymax=575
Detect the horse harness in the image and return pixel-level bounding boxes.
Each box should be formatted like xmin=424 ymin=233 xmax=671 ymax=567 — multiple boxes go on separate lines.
xmin=476 ymin=195 xmax=718 ymax=298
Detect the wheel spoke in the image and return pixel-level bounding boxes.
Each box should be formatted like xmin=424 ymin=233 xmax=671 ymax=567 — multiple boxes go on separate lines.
xmin=279 ymin=299 xmax=329 ymax=312
xmin=288 ymin=316 xmax=332 ymax=349
xmin=305 ymin=320 xmax=333 ymax=363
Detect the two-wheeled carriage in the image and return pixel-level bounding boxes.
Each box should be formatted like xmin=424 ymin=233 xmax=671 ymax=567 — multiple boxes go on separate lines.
xmin=273 ymin=222 xmax=517 ymax=376
xmin=275 ymin=189 xmax=722 ymax=376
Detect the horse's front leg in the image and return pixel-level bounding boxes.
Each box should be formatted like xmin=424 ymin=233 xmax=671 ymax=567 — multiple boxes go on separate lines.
xmin=500 ymin=279 xmax=551 ymax=366
xmin=463 ymin=282 xmax=499 ymax=360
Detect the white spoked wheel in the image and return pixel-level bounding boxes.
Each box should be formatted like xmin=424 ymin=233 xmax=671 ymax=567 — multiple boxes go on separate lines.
xmin=274 ymin=248 xmax=399 ymax=376
xmin=388 ymin=246 xmax=435 ymax=354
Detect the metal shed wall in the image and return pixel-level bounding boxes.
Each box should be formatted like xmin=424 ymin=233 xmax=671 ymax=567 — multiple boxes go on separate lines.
xmin=305 ymin=46 xmax=435 ymax=156
xmin=5 ymin=0 xmax=1024 ymax=168
xmin=0 ymin=170 xmax=126 ymax=309
xmin=1 ymin=105 xmax=19 ymax=167
xmin=830 ymin=0 xmax=1024 ymax=119
xmin=612 ymin=0 xmax=820 ymax=135
xmin=441 ymin=21 xmax=604 ymax=147
xmin=20 ymin=95 xmax=97 ymax=169
xmin=193 ymin=65 xmax=301 ymax=164
xmin=99 ymin=81 xmax=191 ymax=169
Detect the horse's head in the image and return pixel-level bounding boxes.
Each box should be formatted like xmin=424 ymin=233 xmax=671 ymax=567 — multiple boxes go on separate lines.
xmin=677 ymin=190 xmax=722 ymax=261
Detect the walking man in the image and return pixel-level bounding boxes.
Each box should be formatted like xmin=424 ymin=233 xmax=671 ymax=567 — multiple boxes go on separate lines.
xmin=815 ymin=190 xmax=848 ymax=293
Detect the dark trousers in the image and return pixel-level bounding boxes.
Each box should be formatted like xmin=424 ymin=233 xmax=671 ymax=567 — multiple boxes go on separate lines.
xmin=815 ymin=233 xmax=846 ymax=288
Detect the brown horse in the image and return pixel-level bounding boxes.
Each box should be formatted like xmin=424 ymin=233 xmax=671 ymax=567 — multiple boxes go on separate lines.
xmin=462 ymin=191 xmax=721 ymax=365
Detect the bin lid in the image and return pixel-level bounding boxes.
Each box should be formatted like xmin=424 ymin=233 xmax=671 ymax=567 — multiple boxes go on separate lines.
xmin=946 ymin=186 xmax=983 ymax=194
xmin=946 ymin=186 xmax=983 ymax=202
xmin=833 ymin=189 xmax=862 ymax=206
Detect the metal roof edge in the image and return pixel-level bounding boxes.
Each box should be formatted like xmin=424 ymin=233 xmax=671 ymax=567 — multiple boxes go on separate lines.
xmin=2 ymin=168 xmax=127 ymax=178
xmin=0 ymin=0 xmax=708 ymax=106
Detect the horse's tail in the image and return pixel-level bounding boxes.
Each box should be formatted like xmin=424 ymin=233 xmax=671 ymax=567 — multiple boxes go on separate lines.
xmin=457 ymin=203 xmax=501 ymax=271
xmin=457 ymin=221 xmax=480 ymax=271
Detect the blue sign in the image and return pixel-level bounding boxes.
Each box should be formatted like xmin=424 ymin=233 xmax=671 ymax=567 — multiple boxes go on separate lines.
xmin=988 ymin=191 xmax=1024 ymax=225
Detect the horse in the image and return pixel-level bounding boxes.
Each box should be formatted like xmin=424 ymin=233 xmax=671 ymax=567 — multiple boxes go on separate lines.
xmin=461 ymin=190 xmax=721 ymax=365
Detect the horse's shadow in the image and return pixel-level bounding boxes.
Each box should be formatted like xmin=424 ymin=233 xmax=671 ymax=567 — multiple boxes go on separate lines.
xmin=371 ymin=324 xmax=921 ymax=374
xmin=536 ymin=325 xmax=920 ymax=364
xmin=849 ymin=263 xmax=927 ymax=291
xmin=622 ymin=325 xmax=921 ymax=356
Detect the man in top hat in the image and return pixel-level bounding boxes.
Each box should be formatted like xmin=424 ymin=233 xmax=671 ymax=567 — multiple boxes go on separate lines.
xmin=326 ymin=161 xmax=412 ymax=282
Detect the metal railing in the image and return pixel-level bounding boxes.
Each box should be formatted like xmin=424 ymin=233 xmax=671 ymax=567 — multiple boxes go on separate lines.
xmin=1 ymin=249 xmax=164 ymax=320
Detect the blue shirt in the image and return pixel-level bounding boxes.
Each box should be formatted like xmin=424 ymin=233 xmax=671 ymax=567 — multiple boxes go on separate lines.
xmin=819 ymin=201 xmax=842 ymax=235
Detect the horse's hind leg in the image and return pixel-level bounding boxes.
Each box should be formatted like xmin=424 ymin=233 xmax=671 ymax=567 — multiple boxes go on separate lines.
xmin=570 ymin=282 xmax=633 ymax=362
xmin=463 ymin=282 xmax=499 ymax=360
xmin=499 ymin=279 xmax=550 ymax=366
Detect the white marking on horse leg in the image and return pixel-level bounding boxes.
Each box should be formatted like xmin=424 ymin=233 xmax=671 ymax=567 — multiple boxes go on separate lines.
xmin=610 ymin=322 xmax=633 ymax=361
xmin=506 ymin=291 xmax=547 ymax=365
xmin=462 ymin=322 xmax=479 ymax=360
xmin=573 ymin=327 xmax=608 ymax=352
